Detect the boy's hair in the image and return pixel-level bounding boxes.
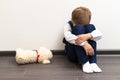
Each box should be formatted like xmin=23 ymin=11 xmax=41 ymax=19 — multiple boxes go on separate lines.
xmin=72 ymin=7 xmax=91 ymax=25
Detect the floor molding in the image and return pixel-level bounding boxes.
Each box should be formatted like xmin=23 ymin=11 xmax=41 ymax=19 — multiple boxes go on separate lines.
xmin=0 ymin=50 xmax=120 ymax=56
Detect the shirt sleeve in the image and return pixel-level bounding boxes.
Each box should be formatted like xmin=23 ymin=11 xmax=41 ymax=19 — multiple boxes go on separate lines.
xmin=90 ymin=28 xmax=103 ymax=41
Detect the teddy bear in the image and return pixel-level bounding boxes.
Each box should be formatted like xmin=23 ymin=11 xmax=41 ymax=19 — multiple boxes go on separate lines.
xmin=15 ymin=47 xmax=53 ymax=64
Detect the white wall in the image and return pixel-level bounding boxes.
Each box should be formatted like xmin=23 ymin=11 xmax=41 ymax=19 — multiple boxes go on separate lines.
xmin=0 ymin=0 xmax=120 ymax=50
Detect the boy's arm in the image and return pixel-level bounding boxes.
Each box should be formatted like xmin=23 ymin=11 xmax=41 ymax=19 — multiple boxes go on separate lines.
xmin=76 ymin=28 xmax=103 ymax=44
xmin=75 ymin=33 xmax=92 ymax=44
xmin=83 ymin=41 xmax=94 ymax=56
xmin=91 ymin=28 xmax=103 ymax=41
xmin=64 ymin=23 xmax=102 ymax=45
xmin=64 ymin=23 xmax=86 ymax=46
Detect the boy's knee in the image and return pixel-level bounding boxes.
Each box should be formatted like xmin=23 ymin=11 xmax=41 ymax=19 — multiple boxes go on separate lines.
xmin=72 ymin=24 xmax=86 ymax=35
xmin=85 ymin=24 xmax=96 ymax=33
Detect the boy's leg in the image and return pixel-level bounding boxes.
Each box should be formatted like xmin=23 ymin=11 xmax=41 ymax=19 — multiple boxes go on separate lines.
xmin=64 ymin=23 xmax=86 ymax=63
xmin=85 ymin=24 xmax=102 ymax=72
xmin=74 ymin=45 xmax=89 ymax=64
xmin=65 ymin=43 xmax=78 ymax=63
xmin=72 ymin=24 xmax=86 ymax=35
xmin=88 ymin=40 xmax=97 ymax=63
xmin=85 ymin=24 xmax=96 ymax=33
xmin=72 ymin=24 xmax=89 ymax=64
xmin=85 ymin=24 xmax=97 ymax=63
xmin=72 ymin=24 xmax=95 ymax=73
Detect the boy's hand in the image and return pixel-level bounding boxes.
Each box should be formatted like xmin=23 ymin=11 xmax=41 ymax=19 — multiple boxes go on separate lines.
xmin=75 ymin=33 xmax=92 ymax=44
xmin=83 ymin=42 xmax=94 ymax=56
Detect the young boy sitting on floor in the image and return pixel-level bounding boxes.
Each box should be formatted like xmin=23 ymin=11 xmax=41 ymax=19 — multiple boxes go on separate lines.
xmin=63 ymin=6 xmax=102 ymax=73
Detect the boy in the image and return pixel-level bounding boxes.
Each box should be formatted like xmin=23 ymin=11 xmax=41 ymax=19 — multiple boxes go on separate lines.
xmin=63 ymin=7 xmax=102 ymax=73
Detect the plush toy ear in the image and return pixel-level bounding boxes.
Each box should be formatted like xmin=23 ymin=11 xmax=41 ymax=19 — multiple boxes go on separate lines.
xmin=42 ymin=60 xmax=51 ymax=64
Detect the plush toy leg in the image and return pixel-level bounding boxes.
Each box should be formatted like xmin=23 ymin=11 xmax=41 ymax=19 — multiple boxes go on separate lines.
xmin=42 ymin=60 xmax=50 ymax=64
xmin=16 ymin=58 xmax=26 ymax=64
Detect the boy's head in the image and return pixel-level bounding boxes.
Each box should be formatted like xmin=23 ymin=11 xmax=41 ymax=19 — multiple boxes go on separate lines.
xmin=72 ymin=6 xmax=91 ymax=25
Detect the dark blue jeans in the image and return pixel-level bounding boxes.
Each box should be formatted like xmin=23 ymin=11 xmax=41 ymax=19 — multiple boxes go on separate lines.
xmin=65 ymin=24 xmax=97 ymax=64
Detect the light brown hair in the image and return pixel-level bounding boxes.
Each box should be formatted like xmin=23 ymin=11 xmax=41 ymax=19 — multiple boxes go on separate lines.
xmin=72 ymin=7 xmax=91 ymax=25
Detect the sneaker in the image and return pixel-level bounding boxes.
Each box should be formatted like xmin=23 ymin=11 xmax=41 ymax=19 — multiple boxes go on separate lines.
xmin=90 ymin=63 xmax=102 ymax=72
xmin=82 ymin=61 xmax=93 ymax=73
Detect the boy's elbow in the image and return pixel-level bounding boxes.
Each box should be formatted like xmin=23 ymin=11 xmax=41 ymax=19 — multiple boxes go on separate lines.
xmin=92 ymin=35 xmax=102 ymax=41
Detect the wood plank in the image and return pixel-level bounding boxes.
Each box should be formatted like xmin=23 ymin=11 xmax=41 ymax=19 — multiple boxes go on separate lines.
xmin=0 ymin=55 xmax=120 ymax=80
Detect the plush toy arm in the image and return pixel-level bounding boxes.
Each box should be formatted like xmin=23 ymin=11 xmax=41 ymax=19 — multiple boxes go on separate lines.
xmin=42 ymin=59 xmax=51 ymax=64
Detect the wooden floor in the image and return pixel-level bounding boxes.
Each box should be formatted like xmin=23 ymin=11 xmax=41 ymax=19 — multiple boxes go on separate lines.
xmin=0 ymin=55 xmax=120 ymax=80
